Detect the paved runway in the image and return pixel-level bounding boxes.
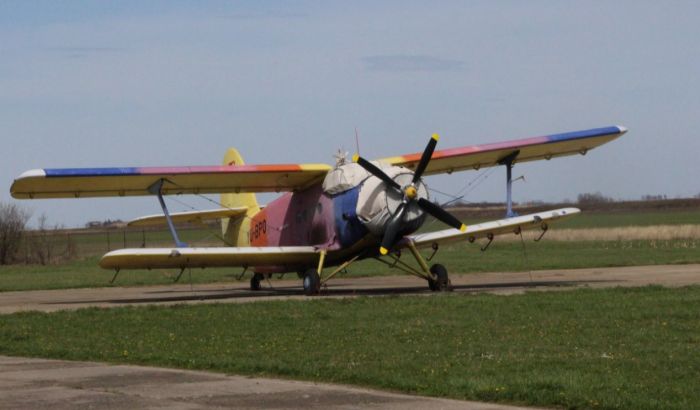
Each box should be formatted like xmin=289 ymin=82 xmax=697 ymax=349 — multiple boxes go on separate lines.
xmin=1 ymin=264 xmax=698 ymax=314
xmin=2 ymin=264 xmax=698 ymax=409
xmin=0 ymin=356 xmax=537 ymax=410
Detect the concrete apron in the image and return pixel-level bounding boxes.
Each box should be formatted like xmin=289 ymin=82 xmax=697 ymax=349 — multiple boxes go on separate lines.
xmin=0 ymin=356 xmax=539 ymax=410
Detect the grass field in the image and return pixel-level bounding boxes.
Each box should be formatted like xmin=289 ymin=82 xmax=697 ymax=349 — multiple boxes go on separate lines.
xmin=0 ymin=286 xmax=697 ymax=409
xmin=20 ymin=208 xmax=700 ymax=261
xmin=552 ymin=210 xmax=700 ymax=229
xmin=2 ymin=239 xmax=699 ymax=292
xmin=448 ymin=205 xmax=700 ymax=229
xmin=2 ymin=206 xmax=697 ymax=292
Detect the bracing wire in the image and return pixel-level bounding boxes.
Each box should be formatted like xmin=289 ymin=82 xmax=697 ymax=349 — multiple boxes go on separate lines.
xmin=423 ymin=166 xmax=497 ymax=230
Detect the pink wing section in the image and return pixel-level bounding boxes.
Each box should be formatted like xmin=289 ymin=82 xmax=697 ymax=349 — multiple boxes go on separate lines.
xmin=378 ymin=126 xmax=627 ymax=175
xmin=11 ymin=163 xmax=332 ymax=199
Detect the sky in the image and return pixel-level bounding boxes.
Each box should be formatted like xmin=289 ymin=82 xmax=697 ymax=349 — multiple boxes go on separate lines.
xmin=1 ymin=1 xmax=699 ymax=228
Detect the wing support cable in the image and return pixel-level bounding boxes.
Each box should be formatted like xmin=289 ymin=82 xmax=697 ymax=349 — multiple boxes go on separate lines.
xmin=173 ymin=267 xmax=187 ymax=283
xmin=481 ymin=233 xmax=495 ymax=252
xmin=109 ymin=268 xmax=121 ymax=284
xmin=426 ymin=243 xmax=439 ymax=262
xmin=534 ymin=222 xmax=549 ymax=242
xmin=148 ymin=179 xmax=187 ymax=248
xmin=498 ymin=150 xmax=520 ymax=218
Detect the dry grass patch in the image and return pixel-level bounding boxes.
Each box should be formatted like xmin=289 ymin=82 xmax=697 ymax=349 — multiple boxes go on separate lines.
xmin=501 ymin=225 xmax=700 ymax=242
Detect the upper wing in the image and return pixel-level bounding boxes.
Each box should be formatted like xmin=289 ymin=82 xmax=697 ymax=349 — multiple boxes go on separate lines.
xmin=405 ymin=208 xmax=580 ymax=249
xmin=11 ymin=163 xmax=332 ymax=199
xmin=378 ymin=126 xmax=626 ymax=175
xmin=99 ymin=246 xmax=321 ymax=270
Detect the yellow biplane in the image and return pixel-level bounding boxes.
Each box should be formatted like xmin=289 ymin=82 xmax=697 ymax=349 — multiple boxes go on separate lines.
xmin=11 ymin=126 xmax=626 ymax=294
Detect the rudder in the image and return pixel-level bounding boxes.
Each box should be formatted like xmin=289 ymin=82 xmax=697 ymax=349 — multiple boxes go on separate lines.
xmin=221 ymin=148 xmax=261 ymax=246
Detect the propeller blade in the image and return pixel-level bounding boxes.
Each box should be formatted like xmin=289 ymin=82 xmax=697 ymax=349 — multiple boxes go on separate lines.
xmin=353 ymin=154 xmax=401 ymax=191
xmin=412 ymin=134 xmax=439 ymax=183
xmin=418 ymin=198 xmax=466 ymax=232
xmin=379 ymin=202 xmax=406 ymax=255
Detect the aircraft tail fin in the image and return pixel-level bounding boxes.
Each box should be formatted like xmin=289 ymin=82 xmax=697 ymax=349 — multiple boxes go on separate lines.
xmin=221 ymin=148 xmax=261 ymax=246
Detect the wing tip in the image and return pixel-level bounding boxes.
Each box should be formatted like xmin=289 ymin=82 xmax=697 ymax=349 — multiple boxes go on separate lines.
xmin=14 ymin=169 xmax=46 ymax=181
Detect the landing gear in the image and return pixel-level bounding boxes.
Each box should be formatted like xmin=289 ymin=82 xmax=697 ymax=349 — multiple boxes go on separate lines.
xmin=302 ymin=269 xmax=321 ymax=295
xmin=428 ymin=264 xmax=450 ymax=292
xmin=250 ymin=273 xmax=264 ymax=291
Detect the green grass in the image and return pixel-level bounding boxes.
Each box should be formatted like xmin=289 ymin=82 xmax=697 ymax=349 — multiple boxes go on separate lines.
xmin=20 ymin=208 xmax=700 ymax=262
xmin=2 ymin=239 xmax=699 ymax=292
xmin=0 ymin=256 xmax=241 ymax=292
xmin=1 ymin=286 xmax=698 ymax=409
xmin=446 ymin=209 xmax=700 ymax=230
xmin=552 ymin=210 xmax=700 ymax=229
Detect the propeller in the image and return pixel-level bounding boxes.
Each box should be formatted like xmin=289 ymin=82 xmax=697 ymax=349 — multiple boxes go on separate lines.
xmin=353 ymin=134 xmax=467 ymax=255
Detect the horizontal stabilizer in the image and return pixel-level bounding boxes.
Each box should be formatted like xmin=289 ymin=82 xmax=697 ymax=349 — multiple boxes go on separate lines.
xmin=128 ymin=207 xmax=249 ymax=227
xmin=407 ymin=208 xmax=580 ymax=249
xmin=99 ymin=246 xmax=321 ymax=270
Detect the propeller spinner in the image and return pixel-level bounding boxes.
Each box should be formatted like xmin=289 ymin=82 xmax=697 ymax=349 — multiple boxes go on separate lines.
xmin=353 ymin=134 xmax=467 ymax=255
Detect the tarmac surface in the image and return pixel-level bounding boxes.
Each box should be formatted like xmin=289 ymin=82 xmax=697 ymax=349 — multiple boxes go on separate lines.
xmin=0 ymin=263 xmax=698 ymax=314
xmin=0 ymin=356 xmax=537 ymax=410
xmin=1 ymin=264 xmax=698 ymax=409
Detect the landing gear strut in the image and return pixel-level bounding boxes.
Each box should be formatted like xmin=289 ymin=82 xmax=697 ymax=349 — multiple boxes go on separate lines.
xmin=375 ymin=242 xmax=452 ymax=292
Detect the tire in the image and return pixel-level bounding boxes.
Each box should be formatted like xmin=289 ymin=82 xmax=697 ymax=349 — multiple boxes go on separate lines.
xmin=428 ymin=264 xmax=450 ymax=292
xmin=303 ymin=269 xmax=321 ymax=296
xmin=250 ymin=273 xmax=263 ymax=291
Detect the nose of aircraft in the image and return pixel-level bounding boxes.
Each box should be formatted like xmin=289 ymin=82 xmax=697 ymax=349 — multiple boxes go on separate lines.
xmin=353 ymin=135 xmax=466 ymax=255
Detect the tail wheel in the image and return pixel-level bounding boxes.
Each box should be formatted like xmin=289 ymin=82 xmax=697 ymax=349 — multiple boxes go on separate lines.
xmin=428 ymin=264 xmax=450 ymax=292
xmin=250 ymin=273 xmax=264 ymax=291
xmin=303 ymin=269 xmax=321 ymax=296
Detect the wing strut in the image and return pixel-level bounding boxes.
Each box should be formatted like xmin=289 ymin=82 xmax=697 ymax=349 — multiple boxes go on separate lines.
xmin=498 ymin=150 xmax=520 ymax=218
xmin=148 ymin=179 xmax=187 ymax=248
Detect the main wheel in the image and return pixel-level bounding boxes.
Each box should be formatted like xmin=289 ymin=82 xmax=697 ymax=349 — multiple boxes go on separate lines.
xmin=302 ymin=269 xmax=321 ymax=296
xmin=428 ymin=264 xmax=450 ymax=292
xmin=250 ymin=273 xmax=264 ymax=291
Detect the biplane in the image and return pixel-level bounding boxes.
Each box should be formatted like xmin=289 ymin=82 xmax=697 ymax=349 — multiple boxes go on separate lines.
xmin=11 ymin=125 xmax=626 ymax=294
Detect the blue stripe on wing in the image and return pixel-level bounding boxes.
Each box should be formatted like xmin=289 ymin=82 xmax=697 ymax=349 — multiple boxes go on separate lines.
xmin=44 ymin=167 xmax=140 ymax=177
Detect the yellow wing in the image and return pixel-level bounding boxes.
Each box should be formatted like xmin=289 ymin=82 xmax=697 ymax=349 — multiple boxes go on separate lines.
xmin=100 ymin=246 xmax=321 ymax=270
xmin=127 ymin=207 xmax=250 ymax=227
xmin=378 ymin=126 xmax=626 ymax=175
xmin=11 ymin=163 xmax=331 ymax=199
xmin=405 ymin=208 xmax=580 ymax=249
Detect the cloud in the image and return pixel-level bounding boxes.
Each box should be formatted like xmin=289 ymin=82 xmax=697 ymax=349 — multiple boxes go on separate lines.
xmin=362 ymin=55 xmax=465 ymax=72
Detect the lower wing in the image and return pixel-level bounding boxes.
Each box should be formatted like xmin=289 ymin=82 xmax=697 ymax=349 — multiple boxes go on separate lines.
xmin=127 ymin=207 xmax=249 ymax=227
xmin=100 ymin=246 xmax=321 ymax=270
xmin=405 ymin=208 xmax=579 ymax=249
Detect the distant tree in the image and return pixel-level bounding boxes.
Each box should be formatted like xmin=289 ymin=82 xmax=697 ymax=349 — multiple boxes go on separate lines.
xmin=0 ymin=202 xmax=30 ymax=265
xmin=577 ymin=192 xmax=613 ymax=205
